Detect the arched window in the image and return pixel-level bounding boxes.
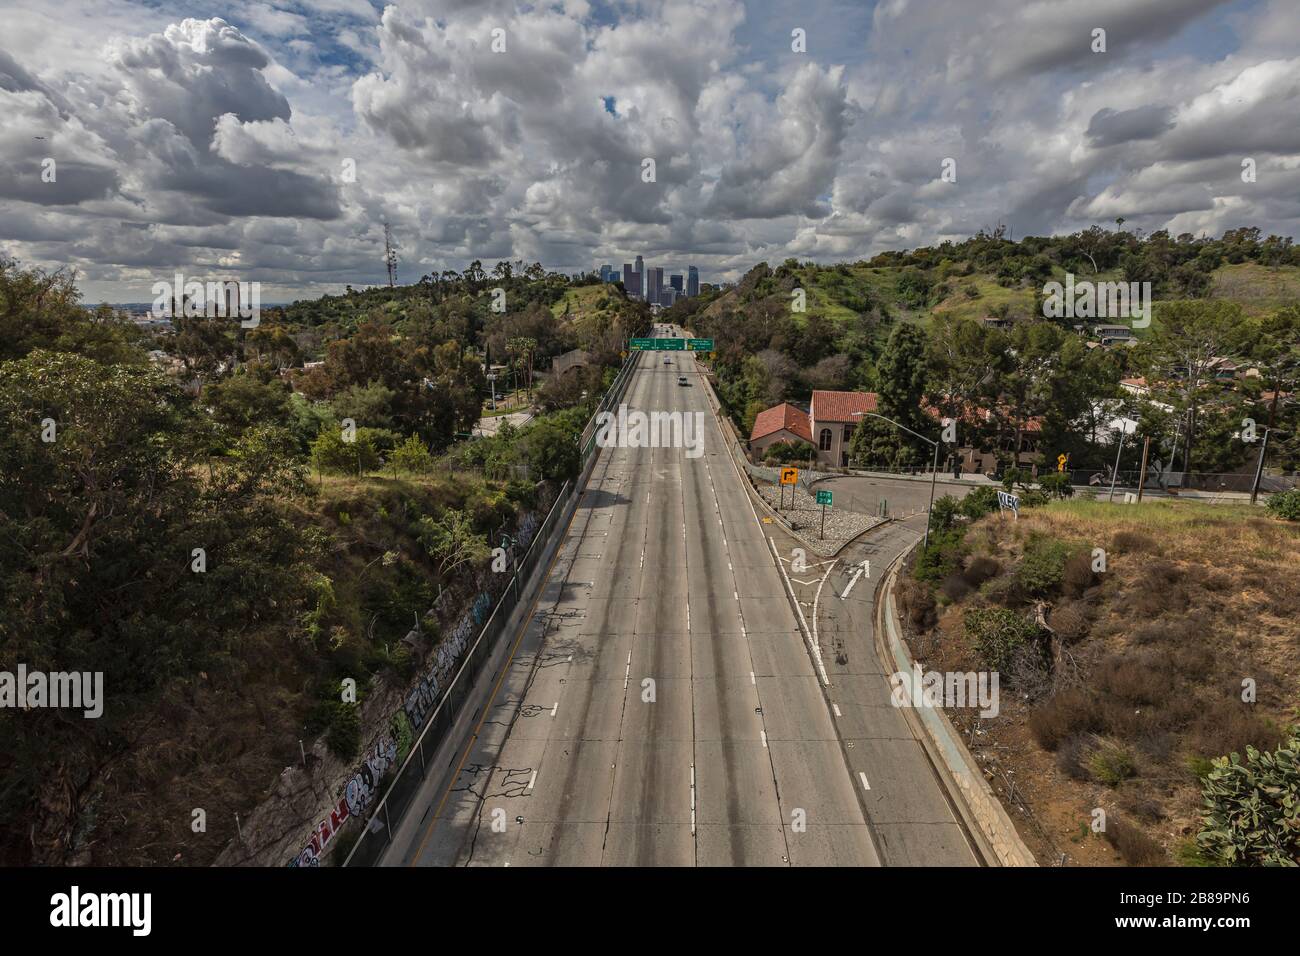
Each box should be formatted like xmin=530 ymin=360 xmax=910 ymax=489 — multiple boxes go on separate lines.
xmin=819 ymin=428 xmax=832 ymax=451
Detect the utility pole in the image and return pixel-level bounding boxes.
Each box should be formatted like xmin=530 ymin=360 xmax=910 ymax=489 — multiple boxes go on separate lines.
xmin=383 ymin=223 xmax=398 ymax=288
xmin=1248 ymin=429 xmax=1268 ymax=509
xmin=1108 ymin=426 xmax=1129 ymax=502
xmin=1136 ymin=436 xmax=1151 ymax=502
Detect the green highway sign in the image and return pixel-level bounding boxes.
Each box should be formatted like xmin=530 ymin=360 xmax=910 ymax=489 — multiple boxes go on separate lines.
xmin=686 ymin=338 xmax=713 ymax=351
xmin=630 ymin=337 xmax=685 ymax=350
xmin=816 ymin=490 xmax=833 ymax=506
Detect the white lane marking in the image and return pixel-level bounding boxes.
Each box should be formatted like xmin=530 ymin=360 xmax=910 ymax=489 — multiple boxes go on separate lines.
xmin=768 ymin=535 xmax=830 ymax=686
xmin=528 ymin=770 xmax=537 ymax=791
xmin=750 ymin=670 xmax=756 ymax=685
xmin=760 ymin=730 xmax=768 ymax=748
xmin=790 ymin=577 xmax=819 ymax=586
xmin=833 ymin=703 xmax=842 ymax=718
xmin=811 ymin=557 xmax=839 ymax=679
xmin=858 ymin=772 xmax=871 ymax=791
xmin=733 ymin=590 xmax=739 ymax=600
xmin=686 ymin=602 xmax=691 ymax=631
xmin=841 ymin=560 xmax=870 ymax=599
xmin=690 ymin=764 xmax=697 ymax=835
xmin=624 ymin=651 xmax=632 ymax=690
xmin=551 ymin=701 xmax=559 ymax=717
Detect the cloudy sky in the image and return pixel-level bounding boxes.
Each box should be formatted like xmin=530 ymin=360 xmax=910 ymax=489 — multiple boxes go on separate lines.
xmin=1 ymin=0 xmax=1298 ymax=303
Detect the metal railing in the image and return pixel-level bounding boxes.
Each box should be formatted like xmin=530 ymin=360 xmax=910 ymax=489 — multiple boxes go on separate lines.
xmin=340 ymin=476 xmax=572 ymax=867
xmin=341 ymin=353 xmax=639 ymax=867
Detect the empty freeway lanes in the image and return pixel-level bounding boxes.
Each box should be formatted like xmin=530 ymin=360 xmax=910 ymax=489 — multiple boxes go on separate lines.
xmin=385 ymin=326 xmax=977 ymax=867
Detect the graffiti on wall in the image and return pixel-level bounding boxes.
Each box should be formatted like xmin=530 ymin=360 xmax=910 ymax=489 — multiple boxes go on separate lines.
xmin=288 ymin=735 xmax=398 ymax=867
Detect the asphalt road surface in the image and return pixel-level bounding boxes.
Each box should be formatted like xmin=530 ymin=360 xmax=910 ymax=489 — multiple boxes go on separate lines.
xmin=386 ymin=326 xmax=978 ymax=867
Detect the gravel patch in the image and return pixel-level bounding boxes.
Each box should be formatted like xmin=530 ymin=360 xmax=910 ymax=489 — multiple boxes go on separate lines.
xmin=756 ymin=481 xmax=883 ymax=555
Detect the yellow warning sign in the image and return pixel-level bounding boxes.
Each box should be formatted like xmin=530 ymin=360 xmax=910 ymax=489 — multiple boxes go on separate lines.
xmin=779 ymin=467 xmax=799 ymax=486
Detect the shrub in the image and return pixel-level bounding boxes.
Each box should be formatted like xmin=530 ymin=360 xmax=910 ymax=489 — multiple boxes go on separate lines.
xmin=963 ymin=607 xmax=1040 ymax=672
xmin=325 ymin=703 xmax=361 ymax=761
xmin=1029 ymin=689 xmax=1101 ymax=750
xmin=764 ymin=439 xmax=817 ymax=464
xmin=930 ymin=494 xmax=963 ymax=533
xmin=1056 ymin=734 xmax=1090 ymax=779
xmin=1095 ymin=651 xmax=1174 ymax=707
xmin=1265 ymin=488 xmax=1300 ymax=521
xmin=962 ymin=554 xmax=1000 ymax=587
xmin=1089 ymin=739 xmax=1138 ymax=786
xmin=914 ymin=528 xmax=966 ymax=584
xmin=940 ymin=573 xmax=972 ymax=601
xmin=1196 ymin=727 xmax=1300 ymax=866
xmin=1015 ymin=537 xmax=1071 ymax=596
xmin=1103 ymin=815 xmax=1165 ymax=865
xmin=896 ymin=577 xmax=937 ymax=631
xmin=1112 ymin=529 xmax=1155 ymax=553
xmin=1061 ymin=550 xmax=1096 ymax=596
xmin=1189 ymin=702 xmax=1280 ymax=762
xmin=961 ymin=485 xmax=1001 ymax=520
xmin=1038 ymin=472 xmax=1074 ymax=499
xmin=1048 ymin=601 xmax=1090 ymax=643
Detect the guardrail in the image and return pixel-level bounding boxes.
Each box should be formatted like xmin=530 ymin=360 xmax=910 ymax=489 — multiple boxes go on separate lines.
xmin=341 ymin=351 xmax=640 ymax=867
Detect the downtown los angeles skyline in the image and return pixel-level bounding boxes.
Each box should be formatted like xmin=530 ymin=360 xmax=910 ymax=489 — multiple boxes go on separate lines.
xmin=2 ymin=0 xmax=1300 ymax=305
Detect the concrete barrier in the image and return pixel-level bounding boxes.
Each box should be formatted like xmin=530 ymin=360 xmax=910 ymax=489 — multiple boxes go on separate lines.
xmin=876 ymin=552 xmax=1038 ymax=867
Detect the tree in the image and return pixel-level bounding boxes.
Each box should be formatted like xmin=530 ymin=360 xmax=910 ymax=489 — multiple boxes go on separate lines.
xmin=391 ymin=434 xmax=434 ymax=476
xmin=1138 ymin=301 xmax=1249 ymax=473
xmin=417 ymin=508 xmax=489 ymax=581
xmin=310 ymin=427 xmax=382 ymax=475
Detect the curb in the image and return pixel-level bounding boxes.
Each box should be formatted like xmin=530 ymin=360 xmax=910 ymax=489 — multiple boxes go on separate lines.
xmin=874 ymin=549 xmax=1039 ymax=867
xmin=696 ymin=370 xmax=885 ymax=558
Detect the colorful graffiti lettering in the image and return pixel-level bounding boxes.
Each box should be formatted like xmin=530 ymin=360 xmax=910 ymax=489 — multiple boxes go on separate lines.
xmin=288 ymin=735 xmax=396 ymax=866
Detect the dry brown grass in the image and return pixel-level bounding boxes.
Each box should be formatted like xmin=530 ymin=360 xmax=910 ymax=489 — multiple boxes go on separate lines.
xmin=917 ymin=495 xmax=1300 ymax=865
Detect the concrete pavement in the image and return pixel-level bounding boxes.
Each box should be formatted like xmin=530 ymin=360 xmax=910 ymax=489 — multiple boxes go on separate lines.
xmin=384 ymin=326 xmax=978 ymax=867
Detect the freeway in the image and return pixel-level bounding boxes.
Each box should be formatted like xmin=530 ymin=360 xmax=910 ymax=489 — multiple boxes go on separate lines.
xmin=385 ymin=324 xmax=978 ymax=866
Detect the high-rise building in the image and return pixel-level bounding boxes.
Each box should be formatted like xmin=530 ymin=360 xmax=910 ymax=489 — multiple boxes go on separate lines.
xmin=687 ymin=265 xmax=699 ymax=297
xmin=622 ymin=262 xmax=635 ymax=294
xmin=670 ymin=273 xmax=684 ymax=294
xmin=634 ymin=255 xmax=644 ymax=298
xmin=648 ymin=266 xmax=664 ymax=306
xmin=599 ymin=264 xmax=614 ymax=283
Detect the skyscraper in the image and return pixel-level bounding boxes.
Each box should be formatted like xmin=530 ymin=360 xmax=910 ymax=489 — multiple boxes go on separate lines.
xmin=623 ymin=262 xmax=635 ymax=294
xmin=648 ymin=266 xmax=664 ymax=306
xmin=687 ymin=265 xmax=699 ymax=297
xmin=599 ymin=264 xmax=614 ymax=282
xmin=634 ymin=255 xmax=644 ymax=298
xmin=670 ymin=273 xmax=683 ymax=294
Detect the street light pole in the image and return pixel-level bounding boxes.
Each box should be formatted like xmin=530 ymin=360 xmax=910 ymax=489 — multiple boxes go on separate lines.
xmin=855 ymin=411 xmax=942 ymax=551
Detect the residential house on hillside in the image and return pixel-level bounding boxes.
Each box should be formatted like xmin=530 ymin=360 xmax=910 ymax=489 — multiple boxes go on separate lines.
xmin=811 ymin=390 xmax=878 ymax=467
xmin=749 ymin=402 xmax=813 ymax=458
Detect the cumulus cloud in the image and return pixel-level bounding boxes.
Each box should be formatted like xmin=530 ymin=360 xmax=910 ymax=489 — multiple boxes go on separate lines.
xmin=0 ymin=0 xmax=1298 ymax=302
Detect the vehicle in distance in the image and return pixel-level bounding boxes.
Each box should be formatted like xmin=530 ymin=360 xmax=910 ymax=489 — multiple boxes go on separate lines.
xmin=678 ymin=374 xmax=688 ymax=386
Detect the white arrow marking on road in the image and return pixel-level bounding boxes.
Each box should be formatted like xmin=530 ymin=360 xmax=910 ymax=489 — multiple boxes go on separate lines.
xmin=840 ymin=560 xmax=871 ymax=599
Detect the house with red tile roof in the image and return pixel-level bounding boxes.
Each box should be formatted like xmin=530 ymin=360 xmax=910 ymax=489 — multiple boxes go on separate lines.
xmin=749 ymin=402 xmax=814 ymax=459
xmin=809 ymin=390 xmax=878 ymax=467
